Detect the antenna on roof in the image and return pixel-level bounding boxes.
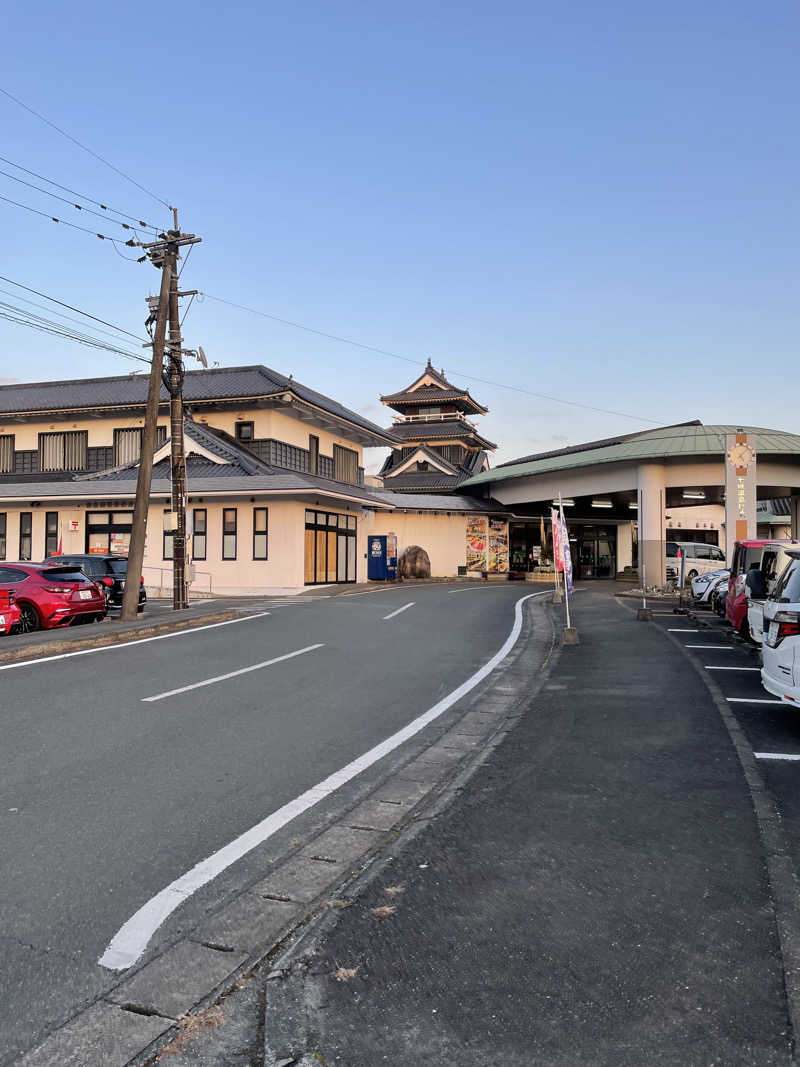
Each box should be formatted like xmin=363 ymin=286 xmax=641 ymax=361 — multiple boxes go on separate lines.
xmin=197 ymin=346 xmax=208 ymax=369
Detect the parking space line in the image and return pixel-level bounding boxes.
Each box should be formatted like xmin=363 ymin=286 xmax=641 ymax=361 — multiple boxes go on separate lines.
xmin=383 ymin=602 xmax=414 ymax=620
xmin=668 ymin=628 xmax=699 ymax=632
xmin=727 ymin=697 xmax=783 ymax=704
xmin=141 ymin=644 xmax=324 ymax=702
xmin=705 ymin=665 xmax=760 ymax=672
xmin=686 ymin=645 xmax=733 ymax=649
xmin=754 ymin=752 xmax=800 ymax=761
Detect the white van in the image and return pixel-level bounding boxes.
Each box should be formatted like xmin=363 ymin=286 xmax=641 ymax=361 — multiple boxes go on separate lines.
xmin=666 ymin=541 xmax=726 ymax=583
xmin=747 ymin=544 xmax=800 ymax=645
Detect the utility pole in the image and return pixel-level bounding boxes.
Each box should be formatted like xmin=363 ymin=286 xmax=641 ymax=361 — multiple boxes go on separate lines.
xmin=166 ymin=211 xmax=188 ymax=610
xmin=121 ymin=254 xmax=173 ymax=620
xmin=122 ymin=213 xmax=202 ymax=615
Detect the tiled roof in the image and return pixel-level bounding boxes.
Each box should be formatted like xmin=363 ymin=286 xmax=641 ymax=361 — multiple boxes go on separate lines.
xmin=380 ymin=471 xmax=463 ymax=490
xmin=0 ymin=365 xmax=397 ymax=445
xmin=380 ymin=360 xmax=488 ymax=414
xmin=368 ymin=488 xmax=508 ymax=513
xmin=464 ymin=423 xmax=800 ymax=487
xmin=388 ymin=420 xmax=497 ymax=449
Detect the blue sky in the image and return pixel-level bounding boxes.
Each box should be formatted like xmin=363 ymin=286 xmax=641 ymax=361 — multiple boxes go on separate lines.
xmin=1 ymin=1 xmax=798 ymax=467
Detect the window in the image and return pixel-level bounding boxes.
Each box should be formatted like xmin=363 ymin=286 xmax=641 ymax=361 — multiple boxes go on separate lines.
xmin=0 ymin=514 xmax=5 ymax=560
xmin=19 ymin=512 xmax=32 ymax=560
xmin=114 ymin=428 xmax=142 ymax=466
xmin=192 ymin=509 xmax=207 ymax=561
xmin=308 ymin=435 xmax=319 ymax=475
xmin=695 ymin=545 xmax=711 ymax=560
xmin=253 ymin=508 xmax=268 ymax=560
xmin=45 ymin=512 xmax=59 ymax=557
xmin=39 ymin=430 xmax=88 ymax=472
xmin=235 ymin=422 xmax=255 ymax=442
xmin=333 ymin=444 xmax=358 ymax=485
xmin=163 ymin=510 xmax=174 ymax=560
xmin=775 ymin=560 xmax=800 ymax=604
xmin=223 ymin=508 xmax=237 ymax=559
xmin=0 ymin=435 xmax=13 ymax=473
xmin=710 ymin=547 xmax=725 ymax=561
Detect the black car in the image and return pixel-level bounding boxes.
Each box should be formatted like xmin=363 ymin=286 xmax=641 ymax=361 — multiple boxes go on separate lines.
xmin=43 ymin=554 xmax=146 ymax=612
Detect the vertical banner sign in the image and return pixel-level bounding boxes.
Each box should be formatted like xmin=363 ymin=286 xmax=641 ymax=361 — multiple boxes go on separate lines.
xmin=465 ymin=516 xmax=487 ymax=571
xmin=725 ymin=433 xmax=757 ymax=546
xmin=560 ymin=509 xmax=574 ymax=594
xmin=551 ymin=508 xmax=564 ymax=572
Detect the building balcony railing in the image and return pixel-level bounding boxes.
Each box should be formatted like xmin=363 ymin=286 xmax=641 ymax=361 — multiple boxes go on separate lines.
xmin=392 ymin=411 xmax=476 ymax=428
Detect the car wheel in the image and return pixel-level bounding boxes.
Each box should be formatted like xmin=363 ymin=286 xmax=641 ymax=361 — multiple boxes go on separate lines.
xmin=17 ymin=602 xmax=41 ymax=633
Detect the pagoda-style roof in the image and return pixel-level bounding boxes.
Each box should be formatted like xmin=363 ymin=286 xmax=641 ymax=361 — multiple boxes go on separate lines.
xmin=388 ymin=418 xmax=497 ymax=451
xmin=381 ymin=359 xmax=488 ymax=416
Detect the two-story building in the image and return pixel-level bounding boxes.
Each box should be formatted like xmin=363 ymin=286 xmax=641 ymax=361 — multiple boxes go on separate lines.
xmin=0 ymin=365 xmax=512 ymax=593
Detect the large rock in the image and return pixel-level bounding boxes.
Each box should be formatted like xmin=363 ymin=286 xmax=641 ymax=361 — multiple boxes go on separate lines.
xmin=399 ymin=545 xmax=431 ymax=579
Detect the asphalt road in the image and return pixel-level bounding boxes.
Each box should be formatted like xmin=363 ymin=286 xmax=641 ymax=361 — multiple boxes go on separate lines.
xmin=0 ymin=582 xmax=538 ymax=1064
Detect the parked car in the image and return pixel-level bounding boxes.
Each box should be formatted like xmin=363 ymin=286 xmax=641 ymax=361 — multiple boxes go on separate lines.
xmin=666 ymin=541 xmax=726 ymax=583
xmin=726 ymin=539 xmax=800 ymax=638
xmin=762 ymin=550 xmax=800 ymax=705
xmin=0 ymin=563 xmax=106 ymax=632
xmin=746 ymin=544 xmax=800 ymax=645
xmin=712 ymin=585 xmax=728 ymax=618
xmin=0 ymin=588 xmax=21 ymax=635
xmin=691 ymin=568 xmax=729 ymax=606
xmin=44 ymin=554 xmax=146 ymax=612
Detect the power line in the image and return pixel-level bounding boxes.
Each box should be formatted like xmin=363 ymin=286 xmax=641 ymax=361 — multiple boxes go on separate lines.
xmin=0 ymin=274 xmax=146 ymax=341
xmin=0 ymin=85 xmax=172 ymax=210
xmin=0 ymin=165 xmax=159 ymax=233
xmin=0 ymin=286 xmax=146 ymax=345
xmin=0 ymin=155 xmax=159 ymax=229
xmin=0 ymin=190 xmax=142 ymax=249
xmin=198 ymin=292 xmax=663 ymax=425
xmin=0 ymin=306 xmax=150 ymax=365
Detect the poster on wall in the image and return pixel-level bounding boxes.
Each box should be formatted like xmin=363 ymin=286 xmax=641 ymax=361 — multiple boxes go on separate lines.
xmin=465 ymin=516 xmax=487 ymax=571
xmin=487 ymin=518 xmax=509 ymax=573
xmin=110 ymin=532 xmax=130 ymax=555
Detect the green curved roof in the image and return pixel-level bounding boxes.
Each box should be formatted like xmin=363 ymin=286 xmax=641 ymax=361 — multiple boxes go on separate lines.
xmin=463 ymin=423 xmax=800 ymax=488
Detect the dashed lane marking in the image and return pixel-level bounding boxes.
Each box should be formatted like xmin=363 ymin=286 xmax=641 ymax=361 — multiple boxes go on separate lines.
xmin=142 ymin=644 xmax=324 ymax=702
xmin=382 ymin=602 xmax=414 ymax=620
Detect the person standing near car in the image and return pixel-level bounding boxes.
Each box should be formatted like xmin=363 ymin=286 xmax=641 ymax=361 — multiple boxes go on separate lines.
xmin=745 ymin=560 xmax=767 ymax=600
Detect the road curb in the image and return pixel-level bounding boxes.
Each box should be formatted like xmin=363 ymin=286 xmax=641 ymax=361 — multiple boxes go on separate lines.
xmin=16 ymin=595 xmax=556 ymax=1067
xmin=617 ymin=595 xmax=800 ymax=1065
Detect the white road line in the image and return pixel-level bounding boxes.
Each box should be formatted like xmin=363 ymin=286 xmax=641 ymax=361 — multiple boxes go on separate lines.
xmin=382 ymin=602 xmax=414 ymax=620
xmin=0 ymin=612 xmax=271 ymax=674
xmin=668 ymin=628 xmax=699 ymax=632
xmin=142 ymin=644 xmax=324 ymax=702
xmin=447 ymin=585 xmax=501 ymax=594
xmin=754 ymin=752 xmax=800 ymax=761
xmin=99 ymin=589 xmax=549 ymax=971
xmin=727 ymin=697 xmax=783 ymax=704
xmin=686 ymin=645 xmax=733 ymax=649
xmin=704 ymin=665 xmax=760 ymax=672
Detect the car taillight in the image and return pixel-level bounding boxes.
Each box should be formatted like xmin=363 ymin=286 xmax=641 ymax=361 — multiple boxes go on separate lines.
xmin=43 ymin=585 xmax=73 ymax=594
xmin=773 ymin=611 xmax=800 ymax=644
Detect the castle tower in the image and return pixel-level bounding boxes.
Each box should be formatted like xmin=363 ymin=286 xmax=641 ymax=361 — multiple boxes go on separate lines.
xmin=379 ymin=360 xmax=495 ymax=492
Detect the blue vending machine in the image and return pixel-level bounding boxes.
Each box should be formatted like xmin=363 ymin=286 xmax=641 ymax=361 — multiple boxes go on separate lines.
xmin=368 ymin=535 xmax=398 ymax=581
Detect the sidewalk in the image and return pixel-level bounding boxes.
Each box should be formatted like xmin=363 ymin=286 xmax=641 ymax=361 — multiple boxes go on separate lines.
xmin=266 ymin=587 xmax=791 ymax=1066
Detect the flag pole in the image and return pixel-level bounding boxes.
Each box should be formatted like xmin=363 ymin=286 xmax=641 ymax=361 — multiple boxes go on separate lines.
xmin=560 ymin=492 xmax=572 ymax=630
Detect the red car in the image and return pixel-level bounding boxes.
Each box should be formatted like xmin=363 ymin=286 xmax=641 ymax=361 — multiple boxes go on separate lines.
xmin=0 ymin=563 xmax=107 ymax=633
xmin=0 ymin=589 xmax=21 ymax=635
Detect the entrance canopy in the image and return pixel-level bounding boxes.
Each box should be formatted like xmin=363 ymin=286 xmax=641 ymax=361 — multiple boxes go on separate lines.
xmin=463 ymin=422 xmax=800 ymax=584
